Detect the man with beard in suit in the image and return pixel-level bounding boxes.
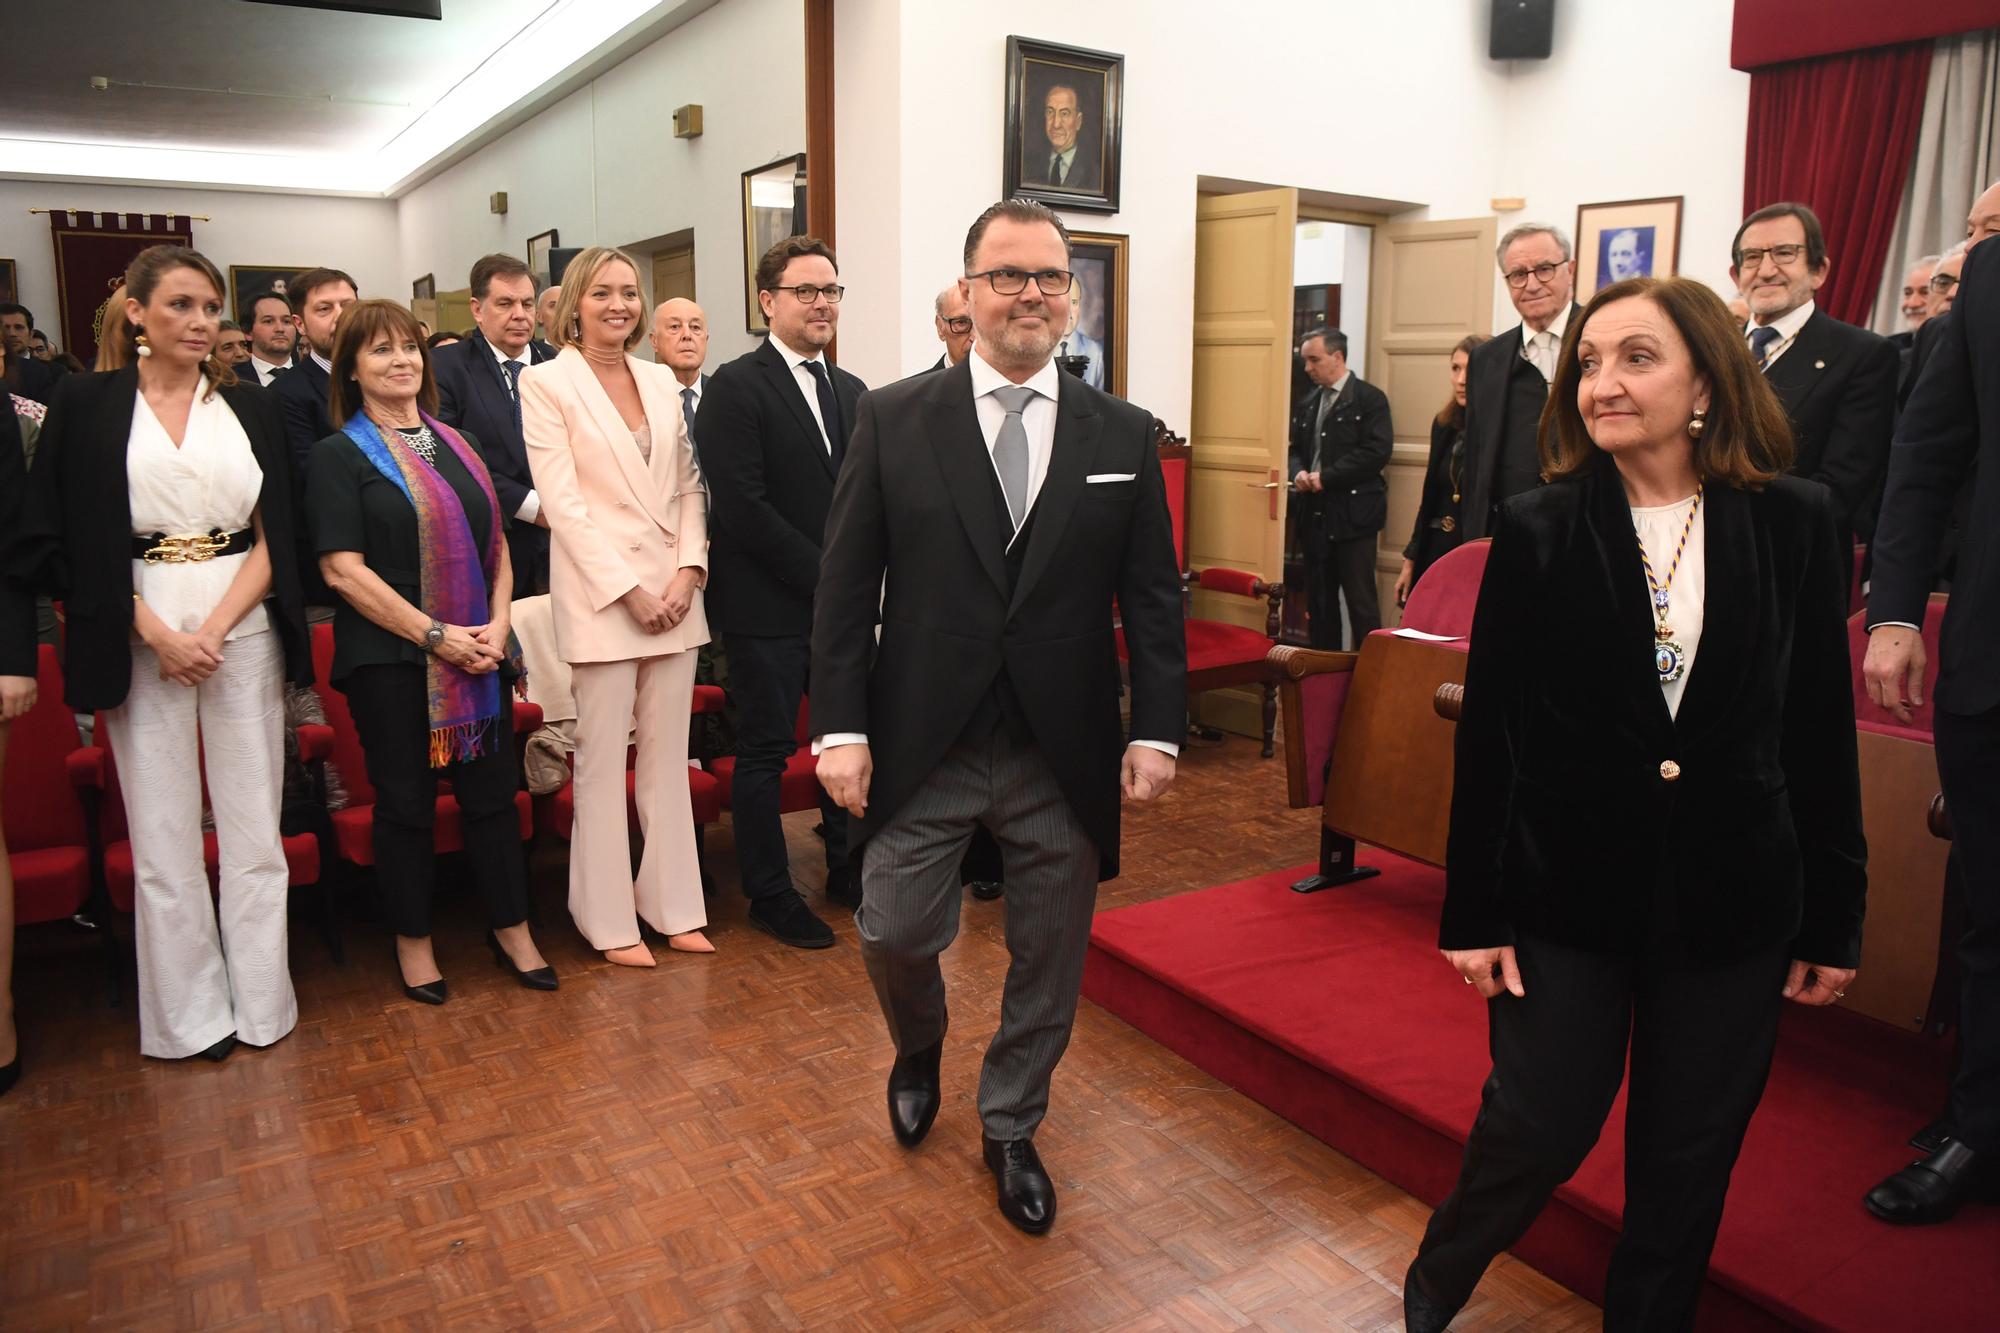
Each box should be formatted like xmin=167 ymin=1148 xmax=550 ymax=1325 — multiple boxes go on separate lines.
xmin=813 ymin=198 xmax=1184 ymax=1234
xmin=1288 ymin=326 xmax=1392 ymax=648
xmin=1455 ymin=223 xmax=1583 ymax=540
xmin=271 ymin=267 xmax=358 ymax=471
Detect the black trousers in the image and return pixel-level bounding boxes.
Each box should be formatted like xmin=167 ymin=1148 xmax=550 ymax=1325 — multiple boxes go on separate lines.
xmin=1936 ymin=703 xmax=2000 ymax=1153
xmin=341 ymin=665 xmax=529 ymax=940
xmin=1306 ymin=533 xmax=1382 ymax=650
xmin=1410 ymin=934 xmax=1789 ymax=1332
xmin=723 ymin=630 xmax=848 ymax=901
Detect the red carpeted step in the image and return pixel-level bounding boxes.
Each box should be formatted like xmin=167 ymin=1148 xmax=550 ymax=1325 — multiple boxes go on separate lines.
xmin=1082 ymin=852 xmax=1995 ymax=1332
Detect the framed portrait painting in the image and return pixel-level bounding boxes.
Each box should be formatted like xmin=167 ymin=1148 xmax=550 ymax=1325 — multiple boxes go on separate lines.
xmin=411 ymin=273 xmax=436 ymax=302
xmin=1003 ymin=36 xmax=1123 ymax=214
xmin=228 ymin=265 xmax=309 ymax=322
xmin=1574 ymin=197 xmax=1683 ymax=294
xmin=1063 ymin=231 xmax=1128 ymax=397
xmin=526 ymin=228 xmax=560 ymax=291
xmin=742 ymin=153 xmax=808 ymax=334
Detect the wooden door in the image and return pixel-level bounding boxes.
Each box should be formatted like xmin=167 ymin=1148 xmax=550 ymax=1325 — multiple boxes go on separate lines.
xmin=652 ymin=243 xmax=695 ymax=306
xmin=1367 ymin=216 xmax=1497 ymax=621
xmin=1188 ymin=188 xmax=1298 ymax=736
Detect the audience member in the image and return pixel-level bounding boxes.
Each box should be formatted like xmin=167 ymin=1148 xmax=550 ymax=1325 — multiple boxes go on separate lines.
xmin=702 ymin=237 xmax=865 ymax=948
xmin=1895 ymin=255 xmax=1942 ymax=351
xmin=215 ymin=320 xmax=252 ymax=368
xmin=426 ymin=331 xmax=461 ymax=350
xmin=434 ymin=253 xmax=557 ymax=597
xmin=308 ymin=299 xmax=554 ymax=1003
xmin=1730 ymin=201 xmax=1897 ymax=554
xmin=16 ymin=244 xmax=313 ymax=1063
xmin=1970 ymin=179 xmax=2000 ymax=248
xmin=240 ymin=290 xmax=295 ymax=387
xmin=931 ymin=282 xmax=973 ymax=370
xmin=522 ymin=247 xmax=714 ymax=965
xmin=272 ymin=268 xmax=359 ymax=469
xmin=0 ymin=393 xmax=34 ymax=1097
xmin=812 ymin=198 xmax=1184 ymax=1233
xmin=648 ymin=297 xmax=709 ymax=471
xmin=535 ymin=284 xmax=562 ymax=343
xmin=0 ymin=304 xmax=63 ymax=404
xmin=1864 ymin=237 xmax=2000 ymax=1228
xmin=28 ymin=331 xmax=53 ymax=361
xmin=1456 ymin=223 xmax=1581 ymax=539
xmin=1395 ymin=333 xmax=1491 ymax=605
xmin=1405 ymin=276 xmax=1863 ymax=1332
xmin=1287 ymin=326 xmax=1392 ymax=647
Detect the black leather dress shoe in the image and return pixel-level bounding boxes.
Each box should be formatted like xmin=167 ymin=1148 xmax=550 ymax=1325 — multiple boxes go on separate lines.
xmin=403 ymin=978 xmax=449 ymax=1006
xmin=1866 ymin=1140 xmax=2000 ymax=1225
xmin=748 ymin=892 xmax=835 ymax=949
xmin=982 ymin=1136 xmax=1056 ymax=1234
xmin=489 ymin=936 xmax=558 ymax=991
xmin=888 ymin=1041 xmax=943 ymax=1147
xmin=198 ymin=1034 xmax=237 ymax=1062
xmin=1402 ymin=1266 xmax=1461 ymax=1333
xmin=968 ymin=880 xmax=1003 ymax=901
xmin=825 ymin=867 xmax=863 ymax=910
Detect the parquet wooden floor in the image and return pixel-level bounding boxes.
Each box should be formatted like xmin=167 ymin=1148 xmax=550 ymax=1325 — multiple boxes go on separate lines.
xmin=0 ymin=734 xmax=1597 ymax=1331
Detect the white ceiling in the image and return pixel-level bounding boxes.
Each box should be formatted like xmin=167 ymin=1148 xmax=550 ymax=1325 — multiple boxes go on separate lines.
xmin=0 ymin=0 xmax=716 ymax=195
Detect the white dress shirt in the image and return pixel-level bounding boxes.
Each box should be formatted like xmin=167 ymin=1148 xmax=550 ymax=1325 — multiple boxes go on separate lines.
xmin=818 ymin=347 xmax=1176 ymax=757
xmin=1519 ymin=302 xmax=1572 ymax=383
xmin=773 ymin=337 xmax=835 ymax=454
xmin=310 ymin=349 xmax=332 ymax=376
xmin=128 ymin=379 xmax=270 ymax=641
xmin=1632 ymin=494 xmax=1706 ymax=720
xmin=244 ymin=355 xmax=287 ymax=388
xmin=488 ymin=337 xmax=543 ymax=524
xmin=1745 ymin=298 xmax=1815 ymax=371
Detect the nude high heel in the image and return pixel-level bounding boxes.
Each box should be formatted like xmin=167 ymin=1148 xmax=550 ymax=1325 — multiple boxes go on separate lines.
xmin=667 ymin=931 xmax=715 ymax=954
xmin=603 ymin=943 xmax=658 ymax=968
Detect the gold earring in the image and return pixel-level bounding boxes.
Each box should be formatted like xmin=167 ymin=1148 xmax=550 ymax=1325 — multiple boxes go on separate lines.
xmin=134 ymin=328 xmax=152 ymax=359
xmin=1687 ymin=408 xmax=1707 ymax=440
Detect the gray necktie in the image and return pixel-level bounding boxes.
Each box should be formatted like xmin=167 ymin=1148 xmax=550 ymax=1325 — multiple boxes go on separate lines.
xmin=1312 ymin=387 xmax=1334 ymax=470
xmin=991 ymin=385 xmax=1036 ymax=530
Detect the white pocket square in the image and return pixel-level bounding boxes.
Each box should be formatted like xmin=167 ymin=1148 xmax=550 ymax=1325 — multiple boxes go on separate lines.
xmin=1085 ymin=472 xmax=1137 ymax=483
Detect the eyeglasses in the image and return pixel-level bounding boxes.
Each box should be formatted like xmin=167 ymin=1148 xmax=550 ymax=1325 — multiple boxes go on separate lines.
xmin=1929 ymin=272 xmax=1960 ymax=295
xmin=1737 ymin=244 xmax=1807 ymax=270
xmin=765 ymin=283 xmax=845 ymax=304
xmin=966 ymin=268 xmax=1075 ymax=296
xmin=1501 ymin=262 xmax=1565 ymax=289
xmin=941 ymin=316 xmax=972 ymax=334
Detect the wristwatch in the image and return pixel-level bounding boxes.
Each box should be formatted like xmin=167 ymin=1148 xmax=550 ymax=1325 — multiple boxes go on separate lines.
xmin=422 ymin=620 xmax=446 ymax=654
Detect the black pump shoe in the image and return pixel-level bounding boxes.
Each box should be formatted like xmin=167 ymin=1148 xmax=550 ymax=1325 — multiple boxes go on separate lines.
xmin=489 ymin=935 xmax=558 ymax=991
xmin=402 ymin=977 xmax=448 ymax=1005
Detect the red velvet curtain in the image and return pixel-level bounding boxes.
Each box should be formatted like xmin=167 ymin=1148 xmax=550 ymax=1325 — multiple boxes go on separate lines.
xmin=49 ymin=211 xmax=195 ymax=366
xmin=1742 ymin=42 xmax=1934 ymax=326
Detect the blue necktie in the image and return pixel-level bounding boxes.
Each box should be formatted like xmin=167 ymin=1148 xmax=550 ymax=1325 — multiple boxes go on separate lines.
xmin=503 ymin=359 xmax=524 ymax=427
xmin=1748 ymin=325 xmax=1780 ymax=369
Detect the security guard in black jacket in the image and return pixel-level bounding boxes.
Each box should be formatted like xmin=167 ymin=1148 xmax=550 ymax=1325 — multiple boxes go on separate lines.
xmin=1288 ymin=326 xmax=1393 ymax=648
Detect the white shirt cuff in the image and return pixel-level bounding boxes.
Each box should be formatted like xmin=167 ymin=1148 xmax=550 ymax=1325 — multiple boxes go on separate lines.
xmin=1130 ymin=739 xmax=1180 ymax=758
xmin=1866 ymin=621 xmax=1920 ymax=632
xmin=515 ymin=490 xmax=541 ymax=524
xmin=812 ymin=733 xmax=868 ymax=755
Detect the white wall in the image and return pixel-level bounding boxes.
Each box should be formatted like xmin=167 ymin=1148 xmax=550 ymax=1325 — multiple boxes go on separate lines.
xmin=0 ymin=178 xmax=397 ymax=346
xmin=395 ymin=0 xmax=805 ymax=363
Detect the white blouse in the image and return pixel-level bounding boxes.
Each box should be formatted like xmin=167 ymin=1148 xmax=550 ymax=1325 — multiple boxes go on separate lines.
xmin=1631 ymin=495 xmax=1705 ymax=719
xmin=128 ymin=380 xmax=269 ymax=641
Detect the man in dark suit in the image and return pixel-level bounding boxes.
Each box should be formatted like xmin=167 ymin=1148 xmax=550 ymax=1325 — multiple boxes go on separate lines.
xmin=814 ymin=199 xmax=1185 ymax=1234
xmin=0 ymin=303 xmax=64 ymax=404
xmin=1890 ymin=254 xmax=1941 ymax=358
xmin=1729 ymin=202 xmax=1897 ymax=554
xmin=1456 ymin=223 xmax=1582 ymax=541
xmin=702 ymin=237 xmax=865 ymax=949
xmin=434 ymin=253 xmax=557 ymax=597
xmin=929 ymin=282 xmax=973 ymax=372
xmin=270 ymin=267 xmax=357 ymax=470
xmin=239 ymin=290 xmax=296 ymax=388
xmin=1287 ymin=326 xmax=1391 ymax=648
xmin=1863 ymin=236 xmax=2000 ymax=1226
xmin=1021 ymin=82 xmax=1100 ymax=192
xmin=648 ymin=296 xmax=710 ymax=468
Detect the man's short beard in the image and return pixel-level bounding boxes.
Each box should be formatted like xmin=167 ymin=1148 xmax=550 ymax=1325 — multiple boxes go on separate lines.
xmin=980 ymin=315 xmax=1057 ymax=370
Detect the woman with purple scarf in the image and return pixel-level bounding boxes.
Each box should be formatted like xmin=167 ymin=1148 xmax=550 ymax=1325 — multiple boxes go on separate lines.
xmin=308 ymin=300 xmax=555 ymax=1004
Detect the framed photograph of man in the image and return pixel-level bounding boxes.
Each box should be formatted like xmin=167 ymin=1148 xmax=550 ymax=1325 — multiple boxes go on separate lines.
xmin=1063 ymin=231 xmax=1128 ymax=397
xmin=526 ymin=229 xmax=560 ymax=290
xmin=742 ymin=153 xmax=808 ymax=334
xmin=1003 ymin=36 xmax=1123 ymax=214
xmin=228 ymin=265 xmax=308 ymax=322
xmin=1574 ymin=197 xmax=1683 ymax=294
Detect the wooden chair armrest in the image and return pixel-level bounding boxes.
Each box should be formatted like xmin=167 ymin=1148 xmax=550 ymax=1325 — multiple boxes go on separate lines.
xmin=1929 ymin=792 xmax=1951 ymax=842
xmin=1267 ymin=644 xmax=1356 ymax=680
xmin=1434 ymin=683 xmax=1464 ymax=723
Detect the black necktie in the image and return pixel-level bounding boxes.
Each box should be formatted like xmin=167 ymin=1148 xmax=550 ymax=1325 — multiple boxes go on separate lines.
xmin=1050 ymin=153 xmax=1065 ymax=185
xmin=1748 ymin=325 xmax=1781 ymax=370
xmin=803 ymin=360 xmax=843 ymax=466
xmin=504 ymin=359 xmax=524 ymax=427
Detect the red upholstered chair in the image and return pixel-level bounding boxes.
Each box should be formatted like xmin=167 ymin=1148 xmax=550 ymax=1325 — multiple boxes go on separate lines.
xmin=4 ymin=645 xmax=118 ymax=998
xmin=1847 ymin=593 xmax=1946 ymax=742
xmin=1398 ymin=540 xmax=1490 ymax=639
xmin=1850 ymin=545 xmax=1867 ymax=617
xmin=1178 ymin=567 xmax=1286 ymax=757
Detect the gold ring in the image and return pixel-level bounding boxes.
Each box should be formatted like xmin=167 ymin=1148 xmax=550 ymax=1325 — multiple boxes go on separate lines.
xmin=1462 ymin=976 xmax=1474 ymax=986
xmin=1834 ymin=990 xmax=1847 ymax=998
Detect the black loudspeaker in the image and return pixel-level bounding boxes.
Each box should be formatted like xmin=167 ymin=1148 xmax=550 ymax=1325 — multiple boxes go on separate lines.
xmin=1490 ymin=0 xmax=1555 ymax=60
xmin=549 ymin=247 xmax=583 ymax=285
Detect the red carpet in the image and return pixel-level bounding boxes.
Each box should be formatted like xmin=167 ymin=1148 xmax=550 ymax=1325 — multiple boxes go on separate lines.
xmin=1082 ymin=852 xmax=1997 ymax=1332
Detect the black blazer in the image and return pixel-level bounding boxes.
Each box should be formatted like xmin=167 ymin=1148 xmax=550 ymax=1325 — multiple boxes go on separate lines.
xmin=812 ymin=362 xmax=1187 ymax=881
xmin=1457 ymin=305 xmax=1582 ymax=541
xmin=4 ymin=355 xmax=65 ymax=406
xmin=1760 ymin=307 xmax=1898 ymax=546
xmin=1286 ymin=374 xmax=1393 ymax=541
xmin=433 ymin=330 xmax=557 ymax=593
xmin=1403 ymin=415 xmax=1466 ymax=573
xmin=702 ymin=337 xmax=865 ymax=637
xmin=13 ymin=369 xmax=313 ymax=709
xmin=0 ymin=397 xmax=33 ymax=678
xmin=1898 ymin=308 xmax=1949 ymax=410
xmin=1871 ymin=242 xmax=2000 ymax=716
xmin=1444 ymin=459 xmax=1865 ymax=968
xmin=271 ymin=354 xmax=334 ymax=473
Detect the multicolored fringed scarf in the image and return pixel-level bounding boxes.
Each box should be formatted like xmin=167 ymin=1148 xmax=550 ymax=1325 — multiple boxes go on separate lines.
xmin=341 ymin=411 xmax=505 ymax=767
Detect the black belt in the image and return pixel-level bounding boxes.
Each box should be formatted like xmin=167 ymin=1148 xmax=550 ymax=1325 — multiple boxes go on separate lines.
xmin=131 ymin=528 xmax=254 ymax=564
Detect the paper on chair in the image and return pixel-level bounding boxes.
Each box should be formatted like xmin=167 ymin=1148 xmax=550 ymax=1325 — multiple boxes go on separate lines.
xmin=1390 ymin=628 xmax=1467 ymax=642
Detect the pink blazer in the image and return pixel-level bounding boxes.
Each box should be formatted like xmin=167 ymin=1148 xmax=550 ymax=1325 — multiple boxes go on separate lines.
xmin=521 ymin=348 xmax=709 ymax=664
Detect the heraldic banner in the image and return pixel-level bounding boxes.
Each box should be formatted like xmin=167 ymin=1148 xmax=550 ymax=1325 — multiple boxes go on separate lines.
xmin=50 ymin=211 xmax=196 ymax=366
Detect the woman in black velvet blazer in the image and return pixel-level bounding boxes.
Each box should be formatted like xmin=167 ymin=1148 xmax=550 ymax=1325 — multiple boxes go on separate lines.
xmin=1403 ymin=278 xmax=1865 ymax=1333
